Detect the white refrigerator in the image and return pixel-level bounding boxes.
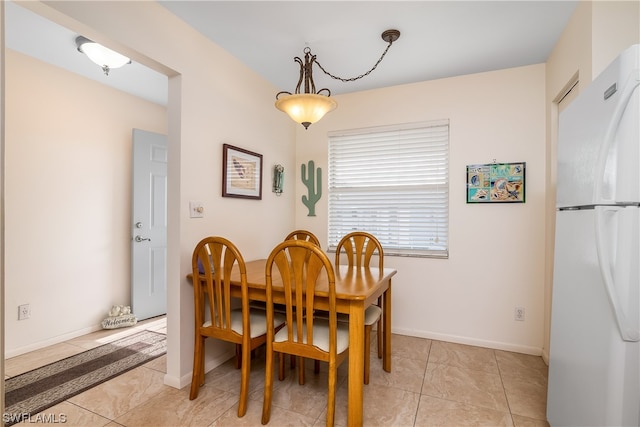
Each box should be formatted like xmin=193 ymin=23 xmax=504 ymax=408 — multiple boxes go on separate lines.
xmin=547 ymin=44 xmax=640 ymax=426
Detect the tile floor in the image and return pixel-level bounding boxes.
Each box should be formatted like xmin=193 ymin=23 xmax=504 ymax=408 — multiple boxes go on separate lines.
xmin=5 ymin=318 xmax=550 ymax=426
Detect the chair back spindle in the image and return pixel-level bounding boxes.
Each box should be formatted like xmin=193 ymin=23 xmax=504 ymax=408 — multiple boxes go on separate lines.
xmin=335 ymin=231 xmax=383 ymax=271
xmin=285 ymin=229 xmax=320 ymax=246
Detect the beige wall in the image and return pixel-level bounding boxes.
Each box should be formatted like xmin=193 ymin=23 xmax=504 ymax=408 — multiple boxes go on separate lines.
xmin=4 ymin=1 xmax=296 ymax=388
xmin=4 ymin=49 xmax=167 ymax=356
xmin=295 ymin=64 xmax=548 ymax=354
xmin=543 ymin=0 xmax=640 ymax=363
xmin=592 ymin=1 xmax=640 ymax=77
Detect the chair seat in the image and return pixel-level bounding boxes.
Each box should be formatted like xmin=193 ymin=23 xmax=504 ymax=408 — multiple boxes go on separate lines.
xmin=364 ymin=305 xmax=382 ymax=326
xmin=275 ymin=319 xmax=349 ymax=354
xmin=249 ymin=300 xmax=267 ymax=310
xmin=203 ymin=308 xmax=285 ymax=338
xmin=249 ymin=300 xmax=287 ymax=314
xmin=321 ymin=305 xmax=382 ymax=326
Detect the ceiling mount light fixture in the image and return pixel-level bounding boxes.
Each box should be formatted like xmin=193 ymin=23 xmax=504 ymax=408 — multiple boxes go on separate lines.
xmin=275 ymin=29 xmax=400 ymax=130
xmin=75 ymin=36 xmax=131 ymax=76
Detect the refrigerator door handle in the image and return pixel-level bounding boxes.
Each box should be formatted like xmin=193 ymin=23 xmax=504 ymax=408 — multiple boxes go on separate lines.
xmin=594 ymin=206 xmax=640 ymax=341
xmin=593 ymin=68 xmax=640 ymax=203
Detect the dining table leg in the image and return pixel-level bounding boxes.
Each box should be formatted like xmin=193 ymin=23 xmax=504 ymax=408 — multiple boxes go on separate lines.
xmin=383 ymin=278 xmax=392 ymax=372
xmin=347 ymin=300 xmax=365 ymax=426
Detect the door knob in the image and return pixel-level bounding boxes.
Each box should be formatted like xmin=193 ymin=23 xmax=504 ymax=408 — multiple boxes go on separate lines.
xmin=134 ymin=236 xmax=151 ymax=242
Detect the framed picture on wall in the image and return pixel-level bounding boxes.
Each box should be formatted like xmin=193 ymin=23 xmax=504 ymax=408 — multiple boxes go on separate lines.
xmin=466 ymin=162 xmax=526 ymax=203
xmin=222 ymin=144 xmax=263 ymax=200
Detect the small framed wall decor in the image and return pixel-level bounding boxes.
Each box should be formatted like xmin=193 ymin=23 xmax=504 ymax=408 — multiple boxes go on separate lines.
xmin=222 ymin=144 xmax=263 ymax=200
xmin=466 ymin=162 xmax=525 ymax=203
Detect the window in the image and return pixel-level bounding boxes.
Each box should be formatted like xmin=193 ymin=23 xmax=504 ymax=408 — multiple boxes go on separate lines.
xmin=328 ymin=120 xmax=449 ymax=258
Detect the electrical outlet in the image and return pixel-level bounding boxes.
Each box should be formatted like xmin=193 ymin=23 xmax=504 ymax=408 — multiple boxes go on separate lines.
xmin=18 ymin=304 xmax=31 ymax=320
xmin=514 ymin=307 xmax=525 ymax=321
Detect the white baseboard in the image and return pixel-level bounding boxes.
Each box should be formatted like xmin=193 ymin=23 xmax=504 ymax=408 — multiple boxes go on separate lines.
xmin=541 ymin=348 xmax=550 ymax=365
xmin=392 ymin=327 xmax=544 ymax=356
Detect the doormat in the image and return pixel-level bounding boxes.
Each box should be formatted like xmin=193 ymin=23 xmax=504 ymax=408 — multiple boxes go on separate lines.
xmin=3 ymin=330 xmax=166 ymax=426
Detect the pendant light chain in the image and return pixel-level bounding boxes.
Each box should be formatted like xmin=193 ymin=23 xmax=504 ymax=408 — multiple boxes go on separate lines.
xmin=313 ymin=38 xmax=395 ymax=83
xmin=275 ymin=29 xmax=399 ymax=129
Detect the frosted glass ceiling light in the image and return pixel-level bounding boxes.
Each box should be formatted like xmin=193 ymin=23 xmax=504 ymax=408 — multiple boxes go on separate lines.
xmin=275 ymin=29 xmax=400 ymax=130
xmin=75 ymin=36 xmax=131 ymax=76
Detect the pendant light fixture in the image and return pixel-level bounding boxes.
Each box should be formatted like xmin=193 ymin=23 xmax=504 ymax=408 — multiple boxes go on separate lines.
xmin=275 ymin=29 xmax=400 ymax=129
xmin=75 ymin=36 xmax=131 ymax=76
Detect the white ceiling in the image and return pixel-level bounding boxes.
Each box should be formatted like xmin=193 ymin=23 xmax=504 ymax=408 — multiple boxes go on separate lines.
xmin=5 ymin=1 xmax=579 ymax=105
xmin=159 ymin=1 xmax=579 ymax=96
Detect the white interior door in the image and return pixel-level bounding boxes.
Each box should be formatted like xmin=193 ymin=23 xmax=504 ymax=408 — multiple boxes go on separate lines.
xmin=131 ymin=129 xmax=167 ymax=320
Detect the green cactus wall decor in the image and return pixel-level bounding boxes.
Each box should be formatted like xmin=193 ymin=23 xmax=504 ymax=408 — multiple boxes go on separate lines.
xmin=301 ymin=160 xmax=322 ymax=216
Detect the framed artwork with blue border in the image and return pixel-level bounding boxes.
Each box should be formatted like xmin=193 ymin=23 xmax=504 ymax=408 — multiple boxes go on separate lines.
xmin=466 ymin=162 xmax=525 ymax=203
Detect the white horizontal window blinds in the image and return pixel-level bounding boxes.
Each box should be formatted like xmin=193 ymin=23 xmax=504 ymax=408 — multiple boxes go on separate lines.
xmin=328 ymin=120 xmax=449 ymax=257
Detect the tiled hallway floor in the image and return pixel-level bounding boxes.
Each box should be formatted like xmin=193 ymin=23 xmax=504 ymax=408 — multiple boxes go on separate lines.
xmin=5 ymin=318 xmax=549 ymax=426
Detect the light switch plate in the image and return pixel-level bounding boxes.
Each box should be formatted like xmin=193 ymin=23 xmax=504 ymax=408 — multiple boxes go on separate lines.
xmin=189 ymin=201 xmax=204 ymax=218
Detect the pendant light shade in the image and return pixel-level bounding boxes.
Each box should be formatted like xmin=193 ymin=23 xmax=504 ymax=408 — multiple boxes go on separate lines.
xmin=75 ymin=36 xmax=131 ymax=76
xmin=275 ymin=93 xmax=337 ymax=130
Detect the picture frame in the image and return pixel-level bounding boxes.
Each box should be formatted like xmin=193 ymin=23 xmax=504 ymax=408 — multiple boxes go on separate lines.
xmin=222 ymin=144 xmax=263 ymax=200
xmin=466 ymin=162 xmax=525 ymax=203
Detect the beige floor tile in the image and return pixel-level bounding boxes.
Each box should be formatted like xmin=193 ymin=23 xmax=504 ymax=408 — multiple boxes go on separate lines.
xmin=501 ymin=374 xmax=548 ymax=421
xmin=17 ymin=401 xmax=112 ymax=426
xmin=495 ymin=350 xmax=548 ymax=386
xmin=380 ymin=334 xmax=432 ymax=360
xmin=143 ymin=354 xmax=166 ymax=373
xmin=313 ymin=418 xmax=332 ymax=427
xmin=422 ymin=363 xmax=509 ymax=412
xmin=212 ymin=399 xmax=317 ymax=426
xmin=114 ymin=385 xmax=237 ymax=427
xmin=203 ymin=357 xmax=267 ymax=395
xmin=68 ymin=366 xmax=168 ymax=419
xmin=512 ymin=414 xmax=550 ymax=427
xmin=330 ymin=381 xmax=420 ymax=427
xmin=64 ymin=328 xmax=135 ymax=350
xmin=429 ymin=341 xmax=499 ymax=374
xmin=6 ymin=319 xmax=555 ymax=427
xmin=368 ymin=354 xmax=427 ymax=393
xmin=303 ymin=355 xmax=350 ymax=380
xmin=414 ymin=395 xmax=514 ymax=427
xmin=65 ymin=318 xmax=166 ymax=350
xmin=249 ymin=364 xmax=342 ymax=421
xmin=5 ymin=343 xmax=86 ymax=377
xmin=140 ymin=317 xmax=168 ymax=333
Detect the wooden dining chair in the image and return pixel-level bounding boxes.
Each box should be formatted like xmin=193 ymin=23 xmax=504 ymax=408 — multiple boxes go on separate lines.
xmin=251 ymin=229 xmax=322 ymax=372
xmin=335 ymin=231 xmax=384 ymax=385
xmin=284 ymin=229 xmax=320 ymax=246
xmin=250 ymin=230 xmax=320 ymax=314
xmin=262 ymin=240 xmax=349 ymax=427
xmin=190 ymin=236 xmax=285 ymax=417
xmin=284 ymin=229 xmax=321 ymax=372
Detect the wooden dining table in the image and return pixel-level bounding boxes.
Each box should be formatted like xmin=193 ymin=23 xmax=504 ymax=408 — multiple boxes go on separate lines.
xmin=188 ymin=258 xmax=396 ymax=426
